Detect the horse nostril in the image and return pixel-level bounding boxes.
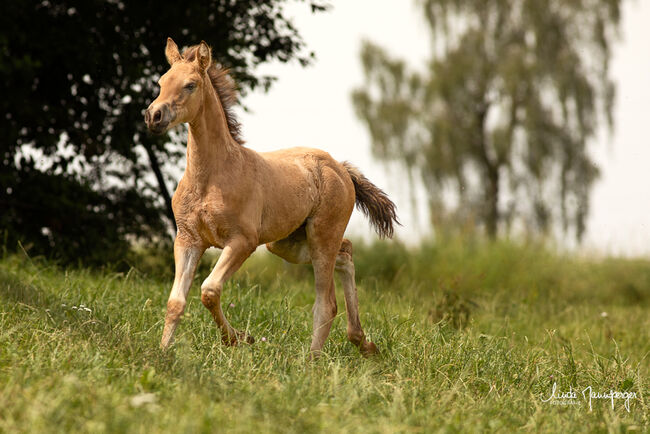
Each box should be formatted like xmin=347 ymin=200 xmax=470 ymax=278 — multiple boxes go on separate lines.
xmin=153 ymin=110 xmax=162 ymax=124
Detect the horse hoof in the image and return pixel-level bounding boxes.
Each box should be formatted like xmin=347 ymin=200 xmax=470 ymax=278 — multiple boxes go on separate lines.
xmin=222 ymin=331 xmax=255 ymax=346
xmin=360 ymin=341 xmax=378 ymax=357
xmin=307 ymin=350 xmax=322 ymax=362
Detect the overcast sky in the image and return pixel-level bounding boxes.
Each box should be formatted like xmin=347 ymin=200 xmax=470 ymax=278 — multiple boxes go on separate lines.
xmin=234 ymin=0 xmax=650 ymax=257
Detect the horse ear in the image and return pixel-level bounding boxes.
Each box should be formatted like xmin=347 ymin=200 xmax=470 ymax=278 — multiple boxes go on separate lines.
xmin=196 ymin=41 xmax=212 ymax=72
xmin=165 ymin=37 xmax=182 ymax=66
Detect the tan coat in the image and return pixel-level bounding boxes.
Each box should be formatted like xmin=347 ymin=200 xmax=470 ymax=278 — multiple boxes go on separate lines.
xmin=144 ymin=39 xmax=398 ymax=357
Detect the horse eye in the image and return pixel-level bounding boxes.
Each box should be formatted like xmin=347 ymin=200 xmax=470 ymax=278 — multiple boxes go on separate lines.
xmin=184 ymin=83 xmax=196 ymax=91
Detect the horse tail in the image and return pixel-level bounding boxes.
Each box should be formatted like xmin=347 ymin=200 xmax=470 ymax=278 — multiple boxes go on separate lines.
xmin=342 ymin=162 xmax=400 ymax=239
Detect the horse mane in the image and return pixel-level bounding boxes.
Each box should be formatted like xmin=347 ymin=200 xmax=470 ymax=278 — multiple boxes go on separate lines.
xmin=182 ymin=45 xmax=244 ymax=145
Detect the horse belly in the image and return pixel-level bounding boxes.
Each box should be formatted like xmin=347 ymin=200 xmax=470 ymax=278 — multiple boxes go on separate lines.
xmin=257 ymin=180 xmax=316 ymax=245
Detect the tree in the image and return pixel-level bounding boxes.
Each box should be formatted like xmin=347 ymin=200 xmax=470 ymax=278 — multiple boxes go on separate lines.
xmin=0 ymin=0 xmax=326 ymax=264
xmin=352 ymin=0 xmax=621 ymax=239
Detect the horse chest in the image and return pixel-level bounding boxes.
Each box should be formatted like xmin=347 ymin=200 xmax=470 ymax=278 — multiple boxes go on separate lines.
xmin=174 ymin=190 xmax=230 ymax=247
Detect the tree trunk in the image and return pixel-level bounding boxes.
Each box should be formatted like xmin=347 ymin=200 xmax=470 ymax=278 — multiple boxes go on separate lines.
xmin=485 ymin=166 xmax=499 ymax=238
xmin=476 ymin=103 xmax=499 ymax=238
xmin=143 ymin=141 xmax=176 ymax=234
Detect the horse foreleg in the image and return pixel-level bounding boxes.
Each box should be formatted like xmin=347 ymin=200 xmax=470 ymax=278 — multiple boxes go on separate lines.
xmin=200 ymin=236 xmax=256 ymax=345
xmin=161 ymin=240 xmax=204 ymax=350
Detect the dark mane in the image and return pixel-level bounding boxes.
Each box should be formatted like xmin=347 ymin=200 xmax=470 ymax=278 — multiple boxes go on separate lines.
xmin=182 ymin=45 xmax=244 ymax=145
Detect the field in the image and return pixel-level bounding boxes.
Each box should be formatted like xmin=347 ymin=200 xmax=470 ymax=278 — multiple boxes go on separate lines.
xmin=0 ymin=238 xmax=648 ymax=432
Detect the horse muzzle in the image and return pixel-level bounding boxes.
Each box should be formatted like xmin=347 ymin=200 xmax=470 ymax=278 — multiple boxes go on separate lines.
xmin=145 ymin=103 xmax=174 ymax=134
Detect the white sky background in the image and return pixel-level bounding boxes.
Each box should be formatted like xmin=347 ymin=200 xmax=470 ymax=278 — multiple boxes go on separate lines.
xmin=234 ymin=0 xmax=650 ymax=257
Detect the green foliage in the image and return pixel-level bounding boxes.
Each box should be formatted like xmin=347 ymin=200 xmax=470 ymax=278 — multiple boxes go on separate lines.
xmin=0 ymin=159 xmax=166 ymax=266
xmin=352 ymin=0 xmax=622 ymax=239
xmin=0 ymin=241 xmax=648 ymax=432
xmin=0 ymin=0 xmax=326 ymax=264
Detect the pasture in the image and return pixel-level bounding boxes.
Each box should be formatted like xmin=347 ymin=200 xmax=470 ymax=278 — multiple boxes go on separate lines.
xmin=0 ymin=238 xmax=648 ymax=432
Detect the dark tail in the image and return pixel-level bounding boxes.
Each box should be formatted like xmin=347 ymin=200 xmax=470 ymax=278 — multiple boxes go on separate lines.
xmin=342 ymin=162 xmax=400 ymax=238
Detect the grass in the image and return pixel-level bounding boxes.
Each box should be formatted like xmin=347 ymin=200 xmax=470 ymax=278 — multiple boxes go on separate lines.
xmin=0 ymin=237 xmax=648 ymax=432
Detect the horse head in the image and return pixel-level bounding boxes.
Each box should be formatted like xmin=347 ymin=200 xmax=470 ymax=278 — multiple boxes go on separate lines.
xmin=145 ymin=38 xmax=212 ymax=134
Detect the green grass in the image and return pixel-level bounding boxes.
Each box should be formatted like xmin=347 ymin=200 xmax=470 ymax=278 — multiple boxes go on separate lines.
xmin=0 ymin=238 xmax=648 ymax=432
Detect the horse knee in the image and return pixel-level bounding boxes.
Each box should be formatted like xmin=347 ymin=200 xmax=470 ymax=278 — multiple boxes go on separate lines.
xmin=166 ymin=298 xmax=186 ymax=322
xmin=200 ymin=282 xmax=222 ymax=310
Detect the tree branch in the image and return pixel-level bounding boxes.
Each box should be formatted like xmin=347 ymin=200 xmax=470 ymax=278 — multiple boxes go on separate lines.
xmin=143 ymin=141 xmax=176 ymax=236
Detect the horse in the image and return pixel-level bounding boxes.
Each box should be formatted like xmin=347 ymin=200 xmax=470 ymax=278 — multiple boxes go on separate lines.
xmin=144 ymin=38 xmax=399 ymax=357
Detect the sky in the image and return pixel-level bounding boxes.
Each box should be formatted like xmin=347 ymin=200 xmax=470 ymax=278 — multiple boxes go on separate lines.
xmin=234 ymin=0 xmax=650 ymax=257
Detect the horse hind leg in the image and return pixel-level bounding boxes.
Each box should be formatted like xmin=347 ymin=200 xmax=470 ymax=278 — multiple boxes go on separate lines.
xmin=305 ymin=228 xmax=339 ymax=357
xmin=335 ymin=239 xmax=378 ymax=357
xmin=268 ymin=222 xmax=338 ymax=357
xmin=267 ymin=229 xmax=377 ymax=356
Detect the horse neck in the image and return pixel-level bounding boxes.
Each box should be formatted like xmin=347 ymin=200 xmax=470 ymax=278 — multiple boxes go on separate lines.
xmin=185 ymin=85 xmax=241 ymax=180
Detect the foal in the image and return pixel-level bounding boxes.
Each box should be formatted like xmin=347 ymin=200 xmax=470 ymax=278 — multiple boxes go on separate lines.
xmin=145 ymin=38 xmax=398 ymax=357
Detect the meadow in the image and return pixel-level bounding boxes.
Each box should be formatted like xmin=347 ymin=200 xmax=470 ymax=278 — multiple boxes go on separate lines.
xmin=0 ymin=237 xmax=648 ymax=432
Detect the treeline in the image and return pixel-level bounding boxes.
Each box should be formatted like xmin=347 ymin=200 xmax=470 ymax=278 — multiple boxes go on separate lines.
xmin=1 ymin=1 xmax=624 ymax=266
xmin=0 ymin=0 xmax=326 ymax=264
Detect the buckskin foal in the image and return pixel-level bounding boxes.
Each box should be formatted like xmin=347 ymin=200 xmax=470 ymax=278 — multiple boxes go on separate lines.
xmin=144 ymin=38 xmax=399 ymax=357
